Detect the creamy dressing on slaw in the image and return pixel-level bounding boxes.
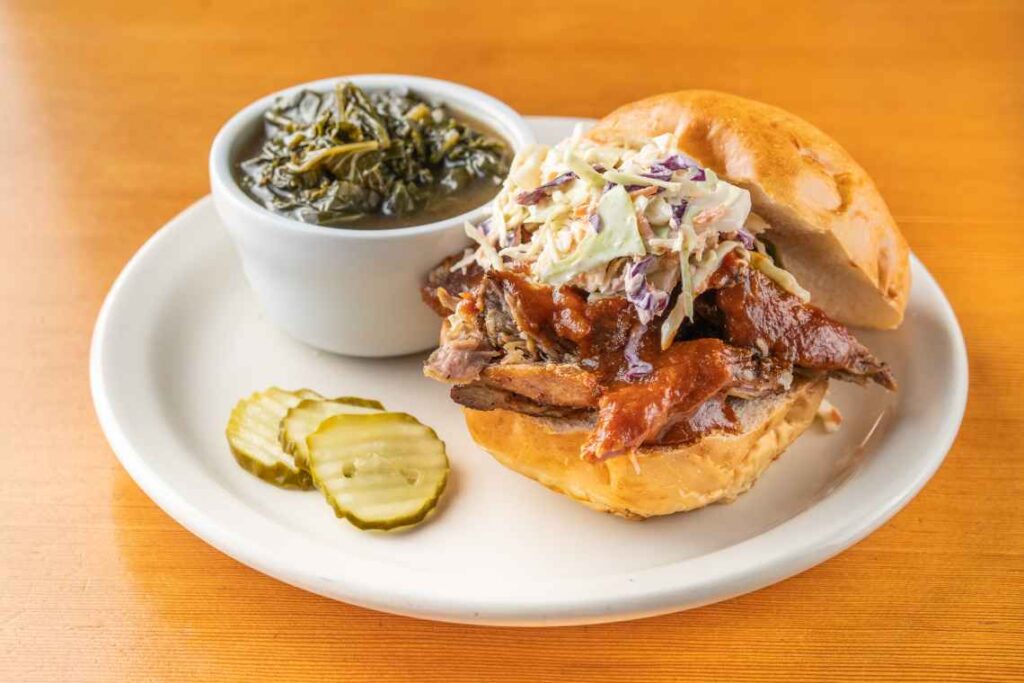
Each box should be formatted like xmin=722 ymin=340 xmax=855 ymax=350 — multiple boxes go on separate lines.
xmin=453 ymin=125 xmax=809 ymax=349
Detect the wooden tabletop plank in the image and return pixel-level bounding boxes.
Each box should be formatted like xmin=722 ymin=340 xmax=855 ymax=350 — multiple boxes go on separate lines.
xmin=1 ymin=1 xmax=1022 ymax=680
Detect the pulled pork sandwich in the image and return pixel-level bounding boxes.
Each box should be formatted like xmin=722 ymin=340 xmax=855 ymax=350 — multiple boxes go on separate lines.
xmin=421 ymin=90 xmax=909 ymax=519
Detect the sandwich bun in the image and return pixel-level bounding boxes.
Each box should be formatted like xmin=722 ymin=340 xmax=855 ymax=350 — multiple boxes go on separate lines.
xmin=587 ymin=90 xmax=909 ymax=329
xmin=464 ymin=377 xmax=828 ymax=519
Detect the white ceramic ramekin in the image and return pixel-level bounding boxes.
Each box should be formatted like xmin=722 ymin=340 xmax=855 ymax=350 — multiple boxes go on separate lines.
xmin=210 ymin=75 xmax=533 ymax=357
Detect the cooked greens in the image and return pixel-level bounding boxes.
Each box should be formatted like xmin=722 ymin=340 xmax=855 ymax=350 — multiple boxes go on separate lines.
xmin=237 ymin=83 xmax=511 ymax=228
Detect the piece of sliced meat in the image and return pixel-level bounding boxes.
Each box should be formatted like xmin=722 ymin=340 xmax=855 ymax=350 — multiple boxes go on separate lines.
xmin=583 ymin=339 xmax=792 ymax=461
xmin=727 ymin=351 xmax=795 ymax=398
xmin=423 ymin=294 xmax=497 ymax=384
xmin=424 ymin=338 xmax=497 ymax=384
xmin=421 ymin=255 xmax=484 ymax=317
xmin=450 ymin=383 xmax=592 ymax=419
xmin=702 ymin=255 xmax=896 ymax=390
xmin=479 ymin=363 xmax=599 ymax=408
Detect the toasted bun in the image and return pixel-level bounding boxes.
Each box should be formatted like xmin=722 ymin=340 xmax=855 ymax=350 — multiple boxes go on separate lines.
xmin=463 ymin=377 xmax=827 ymax=519
xmin=587 ymin=90 xmax=909 ymax=329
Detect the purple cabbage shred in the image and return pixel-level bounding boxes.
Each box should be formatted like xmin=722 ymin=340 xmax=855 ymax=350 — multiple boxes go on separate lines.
xmin=623 ymin=323 xmax=653 ymax=380
xmin=734 ymin=228 xmax=756 ymax=249
xmin=625 ymin=256 xmax=654 ymax=282
xmin=661 ymin=152 xmax=700 ymax=171
xmin=624 ymin=257 xmax=669 ymax=326
xmin=646 ymin=153 xmax=707 ymax=185
xmin=514 ymin=171 xmax=577 ymax=205
xmin=642 ymin=167 xmax=674 ymax=182
xmin=671 ymin=199 xmax=688 ymax=227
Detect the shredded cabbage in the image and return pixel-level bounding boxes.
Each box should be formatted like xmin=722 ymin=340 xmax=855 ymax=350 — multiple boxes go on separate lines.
xmin=565 ymin=151 xmax=605 ymax=188
xmin=684 ymin=179 xmax=750 ymax=233
xmin=515 ymin=172 xmax=576 ymax=206
xmin=692 ymin=241 xmax=744 ymax=293
xmin=624 ymin=257 xmax=670 ymax=325
xmin=508 ymin=144 xmax=547 ymax=189
xmin=463 ymin=221 xmax=501 ymax=270
xmin=623 ymin=323 xmax=653 ymax=379
xmin=734 ymin=228 xmax=756 ymax=249
xmin=458 ymin=131 xmax=812 ymax=342
xmin=536 ymin=185 xmax=645 ymax=285
xmin=750 ymin=252 xmax=811 ymax=302
xmin=816 ymin=396 xmax=842 ymax=432
xmin=603 ymin=169 xmax=680 ymax=191
xmin=659 ymin=227 xmax=696 ymax=349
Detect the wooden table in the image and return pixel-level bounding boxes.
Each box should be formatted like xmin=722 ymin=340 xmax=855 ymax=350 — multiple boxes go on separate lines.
xmin=2 ymin=1 xmax=1021 ymax=680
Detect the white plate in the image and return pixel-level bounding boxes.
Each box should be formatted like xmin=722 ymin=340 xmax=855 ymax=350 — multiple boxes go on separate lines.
xmin=91 ymin=117 xmax=968 ymax=626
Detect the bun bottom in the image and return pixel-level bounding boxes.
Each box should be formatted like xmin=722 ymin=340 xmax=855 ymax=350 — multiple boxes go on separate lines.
xmin=463 ymin=377 xmax=827 ymax=519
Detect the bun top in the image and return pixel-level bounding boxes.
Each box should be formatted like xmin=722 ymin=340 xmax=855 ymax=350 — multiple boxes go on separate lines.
xmin=587 ymin=90 xmax=909 ymax=329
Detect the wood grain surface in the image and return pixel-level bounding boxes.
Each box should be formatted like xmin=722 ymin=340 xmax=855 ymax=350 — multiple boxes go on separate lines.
xmin=1 ymin=1 xmax=1022 ymax=681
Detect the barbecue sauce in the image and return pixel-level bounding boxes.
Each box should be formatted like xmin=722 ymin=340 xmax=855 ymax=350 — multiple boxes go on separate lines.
xmin=492 ymin=272 xmax=638 ymax=380
xmin=488 ymin=272 xmax=749 ymax=457
xmin=709 ymin=254 xmax=895 ymax=388
xmin=583 ymin=338 xmax=738 ymax=460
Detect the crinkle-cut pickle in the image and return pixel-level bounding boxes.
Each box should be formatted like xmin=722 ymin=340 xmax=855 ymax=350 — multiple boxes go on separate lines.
xmin=306 ymin=412 xmax=449 ymax=531
xmin=279 ymin=397 xmax=385 ymax=472
xmin=225 ymin=387 xmax=322 ymax=489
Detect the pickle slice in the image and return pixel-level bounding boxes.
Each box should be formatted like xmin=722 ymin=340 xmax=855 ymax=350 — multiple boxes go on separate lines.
xmin=307 ymin=413 xmax=449 ymax=530
xmin=280 ymin=397 xmax=385 ymax=472
xmin=226 ymin=387 xmax=323 ymax=489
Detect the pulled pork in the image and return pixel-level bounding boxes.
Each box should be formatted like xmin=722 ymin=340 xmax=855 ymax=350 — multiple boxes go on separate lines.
xmin=699 ymin=253 xmax=895 ymax=389
xmin=423 ymin=288 xmax=497 ymax=384
xmin=450 ymin=384 xmax=591 ymax=419
xmin=421 ymin=256 xmax=484 ymax=317
xmin=423 ymin=252 xmax=893 ymax=459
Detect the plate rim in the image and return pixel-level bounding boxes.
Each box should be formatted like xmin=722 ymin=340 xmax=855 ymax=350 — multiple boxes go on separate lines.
xmin=91 ymin=117 xmax=969 ymax=626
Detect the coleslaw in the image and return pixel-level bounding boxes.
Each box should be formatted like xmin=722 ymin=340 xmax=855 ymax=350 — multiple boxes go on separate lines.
xmin=453 ymin=124 xmax=809 ymax=350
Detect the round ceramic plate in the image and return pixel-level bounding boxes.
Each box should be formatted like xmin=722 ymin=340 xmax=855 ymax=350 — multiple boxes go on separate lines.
xmin=91 ymin=117 xmax=968 ymax=626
